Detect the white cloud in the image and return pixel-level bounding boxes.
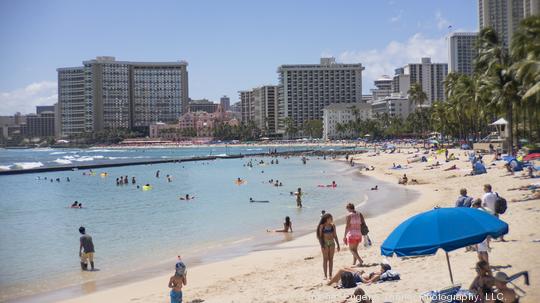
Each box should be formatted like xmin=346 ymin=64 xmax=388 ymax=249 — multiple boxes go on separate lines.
xmin=435 ymin=11 xmax=451 ymax=30
xmin=389 ymin=10 xmax=403 ymax=23
xmin=0 ymin=81 xmax=57 ymax=115
xmin=332 ymin=33 xmax=447 ymax=93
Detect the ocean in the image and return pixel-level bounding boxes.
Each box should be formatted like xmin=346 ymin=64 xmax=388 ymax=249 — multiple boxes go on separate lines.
xmin=0 ymin=146 xmax=414 ymax=302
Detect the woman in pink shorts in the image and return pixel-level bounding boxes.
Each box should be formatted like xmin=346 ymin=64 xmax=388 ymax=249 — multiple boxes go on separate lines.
xmin=344 ymin=203 xmax=364 ymax=266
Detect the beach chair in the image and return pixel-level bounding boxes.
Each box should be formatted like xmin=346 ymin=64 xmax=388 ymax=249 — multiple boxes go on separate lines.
xmin=420 ymin=285 xmax=461 ymax=303
xmin=505 ymin=271 xmax=530 ymax=297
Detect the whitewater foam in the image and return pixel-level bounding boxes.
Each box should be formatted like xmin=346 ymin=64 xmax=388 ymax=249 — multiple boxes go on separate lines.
xmin=12 ymin=162 xmax=44 ymax=169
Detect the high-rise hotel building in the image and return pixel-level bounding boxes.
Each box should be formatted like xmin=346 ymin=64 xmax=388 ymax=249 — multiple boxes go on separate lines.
xmin=239 ymin=85 xmax=279 ymax=135
xmin=404 ymin=57 xmax=448 ymax=105
xmin=58 ymin=56 xmax=188 ymax=137
xmin=479 ymin=0 xmax=540 ymax=48
xmin=448 ymin=32 xmax=479 ymax=76
xmin=277 ymin=58 xmax=364 ymax=135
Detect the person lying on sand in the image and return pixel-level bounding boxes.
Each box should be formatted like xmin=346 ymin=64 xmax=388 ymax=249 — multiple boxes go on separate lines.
xmin=327 ymin=264 xmax=395 ymax=286
xmin=508 ymin=183 xmax=540 ymax=191
xmin=370 ymin=185 xmax=378 ymax=190
xmin=443 ymin=165 xmax=458 ymax=171
xmin=510 ymin=190 xmax=540 ymax=202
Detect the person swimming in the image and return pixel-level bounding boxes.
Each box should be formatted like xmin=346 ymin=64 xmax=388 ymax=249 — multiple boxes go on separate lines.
xmin=71 ymin=201 xmax=79 ymax=208
xmin=180 ymin=194 xmax=194 ymax=200
xmin=371 ymin=185 xmax=378 ymax=190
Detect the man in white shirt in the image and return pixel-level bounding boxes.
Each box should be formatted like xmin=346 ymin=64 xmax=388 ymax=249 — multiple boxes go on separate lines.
xmin=482 ymin=184 xmax=506 ymax=242
xmin=482 ymin=184 xmax=497 ymax=215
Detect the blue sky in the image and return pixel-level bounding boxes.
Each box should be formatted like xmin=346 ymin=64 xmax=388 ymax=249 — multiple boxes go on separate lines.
xmin=0 ymin=0 xmax=477 ymax=115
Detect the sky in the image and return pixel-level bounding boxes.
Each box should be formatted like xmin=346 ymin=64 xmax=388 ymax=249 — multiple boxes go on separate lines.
xmin=0 ymin=0 xmax=478 ymax=115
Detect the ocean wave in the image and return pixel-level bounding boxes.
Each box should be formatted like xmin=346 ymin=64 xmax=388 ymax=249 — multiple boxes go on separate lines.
xmin=0 ymin=165 xmax=11 ymax=171
xmin=52 ymin=158 xmax=73 ymax=165
xmin=107 ymin=156 xmax=131 ymax=160
xmin=86 ymin=149 xmax=127 ymax=153
xmin=13 ymin=162 xmax=44 ymax=169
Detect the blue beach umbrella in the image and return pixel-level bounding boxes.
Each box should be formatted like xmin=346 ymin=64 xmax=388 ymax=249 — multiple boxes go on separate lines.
xmin=381 ymin=207 xmax=508 ymax=284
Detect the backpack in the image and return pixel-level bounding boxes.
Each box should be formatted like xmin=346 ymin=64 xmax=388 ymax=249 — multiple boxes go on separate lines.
xmin=341 ymin=272 xmax=357 ymax=288
xmin=495 ymin=193 xmax=507 ymax=215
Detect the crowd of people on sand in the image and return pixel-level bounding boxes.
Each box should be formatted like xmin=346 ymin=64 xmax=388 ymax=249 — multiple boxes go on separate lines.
xmin=46 ymin=141 xmax=537 ymax=303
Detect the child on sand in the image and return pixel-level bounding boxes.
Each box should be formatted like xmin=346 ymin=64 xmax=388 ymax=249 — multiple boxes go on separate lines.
xmin=169 ymin=257 xmax=187 ymax=303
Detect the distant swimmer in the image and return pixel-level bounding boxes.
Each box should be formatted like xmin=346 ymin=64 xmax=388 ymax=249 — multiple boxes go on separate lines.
xmin=66 ymin=177 xmax=70 ymax=182
xmin=267 ymin=216 xmax=293 ymax=232
xmin=235 ymin=178 xmax=246 ymax=185
xmin=156 ymin=170 xmax=160 ymax=178
xmin=328 ymin=181 xmax=337 ymax=188
xmin=180 ymin=194 xmax=195 ymax=200
xmin=70 ymin=201 xmax=81 ymax=208
xmin=295 ymin=188 xmax=303 ymax=208
xmin=370 ymin=185 xmax=378 ymax=190
xmin=250 ymin=197 xmax=269 ymax=203
xmin=167 ymin=175 xmax=173 ymax=182
xmin=132 ymin=177 xmax=136 ymax=184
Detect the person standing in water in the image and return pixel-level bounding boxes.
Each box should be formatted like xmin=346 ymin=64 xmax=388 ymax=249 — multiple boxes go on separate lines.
xmin=295 ymin=188 xmax=303 ymax=208
xmin=78 ymin=226 xmax=95 ymax=271
xmin=344 ymin=203 xmax=364 ymax=266
xmin=156 ymin=170 xmax=160 ymax=178
xmin=317 ymin=213 xmax=340 ymax=279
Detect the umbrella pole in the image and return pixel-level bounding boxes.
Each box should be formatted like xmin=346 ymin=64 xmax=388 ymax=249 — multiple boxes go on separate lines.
xmin=446 ymin=252 xmax=454 ymax=285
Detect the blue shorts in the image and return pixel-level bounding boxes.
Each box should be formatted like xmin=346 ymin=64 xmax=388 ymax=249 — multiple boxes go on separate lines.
xmin=170 ymin=290 xmax=182 ymax=303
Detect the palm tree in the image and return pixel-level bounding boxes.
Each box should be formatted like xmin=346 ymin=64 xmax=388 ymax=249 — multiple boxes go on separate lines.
xmin=408 ymin=82 xmax=428 ymax=144
xmin=511 ymin=16 xmax=540 ymax=141
xmin=476 ymin=27 xmax=519 ymax=152
xmin=283 ymin=117 xmax=297 ymax=139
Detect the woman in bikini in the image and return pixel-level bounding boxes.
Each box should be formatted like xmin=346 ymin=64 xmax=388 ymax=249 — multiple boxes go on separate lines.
xmin=317 ymin=213 xmax=340 ymax=279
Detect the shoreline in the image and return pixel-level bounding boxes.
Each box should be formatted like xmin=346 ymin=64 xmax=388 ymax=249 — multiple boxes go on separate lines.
xmin=7 ymin=148 xmax=540 ymax=303
xmin=5 ymin=159 xmax=417 ymax=303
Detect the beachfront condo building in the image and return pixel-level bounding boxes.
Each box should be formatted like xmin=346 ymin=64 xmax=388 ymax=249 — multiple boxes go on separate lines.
xmin=322 ymin=102 xmax=371 ymax=140
xmin=371 ymin=93 xmax=411 ymax=120
xmin=57 ymin=56 xmax=189 ymax=137
xmin=402 ymin=57 xmax=448 ymax=105
xmin=188 ymin=99 xmax=219 ymax=113
xmin=239 ymin=90 xmax=253 ymax=123
xmin=391 ymin=68 xmax=411 ymax=96
xmin=479 ymin=0 xmax=540 ymax=48
xmin=371 ymin=75 xmax=393 ymax=101
xmin=239 ymin=86 xmax=279 ymax=135
xmin=277 ymin=57 xmax=364 ymax=137
xmin=220 ymin=95 xmax=231 ymax=111
xmin=448 ymin=32 xmax=479 ymax=76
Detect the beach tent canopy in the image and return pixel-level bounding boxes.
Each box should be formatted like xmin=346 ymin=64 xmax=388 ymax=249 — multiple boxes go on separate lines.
xmin=491 ymin=118 xmax=509 ymax=125
xmin=524 ymin=153 xmax=540 ymax=161
xmin=381 ymin=207 xmax=508 ymax=284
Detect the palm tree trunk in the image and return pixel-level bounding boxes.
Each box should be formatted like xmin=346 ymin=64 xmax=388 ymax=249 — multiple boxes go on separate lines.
xmin=506 ymin=101 xmax=514 ymax=153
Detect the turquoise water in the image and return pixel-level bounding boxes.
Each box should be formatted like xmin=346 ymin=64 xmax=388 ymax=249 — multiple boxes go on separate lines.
xmin=0 ymin=146 xmax=395 ymax=301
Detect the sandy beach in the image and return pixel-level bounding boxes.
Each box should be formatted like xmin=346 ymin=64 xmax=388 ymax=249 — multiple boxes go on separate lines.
xmin=54 ymin=147 xmax=539 ymax=303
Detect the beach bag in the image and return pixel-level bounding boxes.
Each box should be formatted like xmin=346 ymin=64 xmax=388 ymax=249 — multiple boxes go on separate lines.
xmin=495 ymin=193 xmax=507 ymax=215
xmin=341 ymin=272 xmax=356 ymax=288
xmin=359 ymin=213 xmax=369 ymax=236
